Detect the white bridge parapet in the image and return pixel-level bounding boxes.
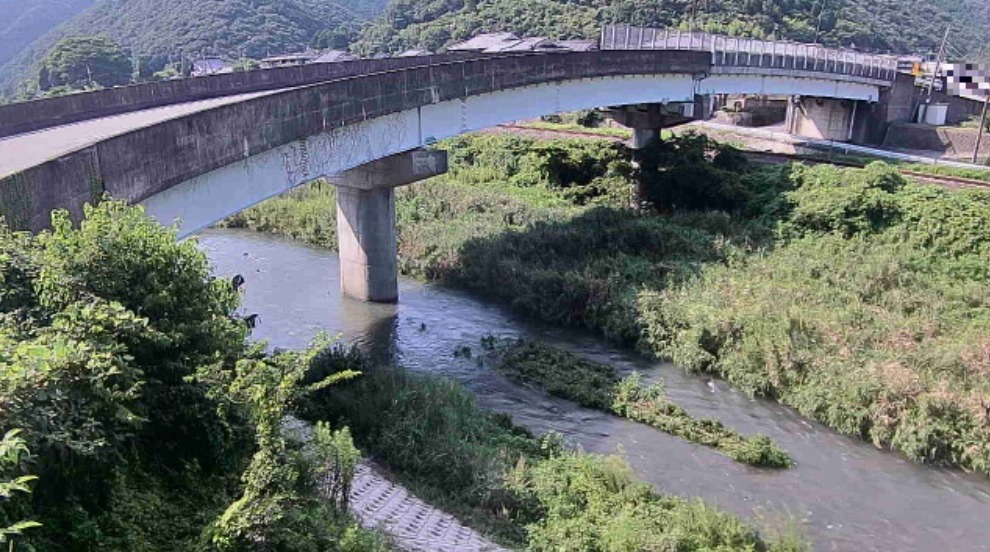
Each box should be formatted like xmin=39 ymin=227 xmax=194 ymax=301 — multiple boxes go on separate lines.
xmin=601 ymin=25 xmax=898 ymax=84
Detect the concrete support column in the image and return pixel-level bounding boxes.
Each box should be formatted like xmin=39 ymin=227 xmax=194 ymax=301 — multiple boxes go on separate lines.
xmin=336 ymin=186 xmax=399 ymax=303
xmin=630 ymin=128 xmax=661 ymax=209
xmin=632 ymin=128 xmax=661 ymax=149
xmin=331 ymin=149 xmax=448 ymax=303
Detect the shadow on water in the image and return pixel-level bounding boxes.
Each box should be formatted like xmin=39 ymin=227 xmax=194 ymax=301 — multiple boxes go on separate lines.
xmin=198 ymin=228 xmax=990 ymax=552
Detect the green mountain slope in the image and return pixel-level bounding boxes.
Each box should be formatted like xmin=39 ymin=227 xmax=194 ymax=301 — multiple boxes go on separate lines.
xmin=0 ymin=0 xmax=389 ymax=93
xmin=0 ymin=0 xmax=96 ymax=67
xmin=354 ymin=0 xmax=990 ymax=58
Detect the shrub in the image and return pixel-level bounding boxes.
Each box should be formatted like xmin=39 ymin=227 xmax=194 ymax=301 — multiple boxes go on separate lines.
xmin=508 ymin=452 xmax=800 ymax=551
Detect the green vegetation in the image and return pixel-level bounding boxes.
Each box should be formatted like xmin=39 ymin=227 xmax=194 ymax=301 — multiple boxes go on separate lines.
xmin=484 ymin=338 xmax=792 ymax=468
xmin=300 ymin=360 xmax=807 ymax=550
xmin=521 ymin=121 xmax=632 ymax=139
xmin=234 ymin=132 xmax=990 ymax=477
xmin=0 ymin=201 xmax=386 ymax=551
xmin=0 ymin=0 xmax=389 ymax=94
xmin=355 ymin=0 xmax=990 ymax=57
xmin=645 ymin=164 xmax=990 ymax=475
xmin=37 ymin=35 xmax=130 ymax=92
xmin=0 ymin=430 xmax=41 ymax=547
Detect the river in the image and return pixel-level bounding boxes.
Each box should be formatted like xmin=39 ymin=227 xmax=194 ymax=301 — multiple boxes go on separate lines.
xmin=199 ymin=228 xmax=990 ymax=552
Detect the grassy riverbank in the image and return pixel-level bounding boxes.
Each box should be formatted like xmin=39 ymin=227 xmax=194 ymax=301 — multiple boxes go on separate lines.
xmin=482 ymin=338 xmax=792 ymax=469
xmin=300 ymin=355 xmax=807 ymax=551
xmin=225 ymin=133 xmax=990 ymax=477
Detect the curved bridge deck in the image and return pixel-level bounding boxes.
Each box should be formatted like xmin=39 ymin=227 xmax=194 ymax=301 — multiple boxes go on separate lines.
xmin=0 ymin=38 xmax=896 ymax=235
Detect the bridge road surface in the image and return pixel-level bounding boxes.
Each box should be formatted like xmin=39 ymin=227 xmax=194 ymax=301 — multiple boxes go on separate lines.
xmin=0 ymin=88 xmax=293 ymax=179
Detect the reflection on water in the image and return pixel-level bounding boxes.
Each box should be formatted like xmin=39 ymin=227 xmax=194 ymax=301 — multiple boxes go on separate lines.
xmin=199 ymin=228 xmax=990 ymax=552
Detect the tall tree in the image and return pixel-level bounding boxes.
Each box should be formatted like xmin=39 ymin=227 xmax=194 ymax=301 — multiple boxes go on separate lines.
xmin=37 ymin=35 xmax=131 ymax=90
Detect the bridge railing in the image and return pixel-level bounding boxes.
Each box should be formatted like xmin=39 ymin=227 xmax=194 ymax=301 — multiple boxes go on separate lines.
xmin=601 ymin=25 xmax=898 ymax=83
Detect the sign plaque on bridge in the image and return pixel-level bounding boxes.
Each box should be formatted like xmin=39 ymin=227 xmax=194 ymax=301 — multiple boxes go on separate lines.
xmin=412 ymin=150 xmax=443 ymax=176
xmin=946 ymin=64 xmax=990 ymax=163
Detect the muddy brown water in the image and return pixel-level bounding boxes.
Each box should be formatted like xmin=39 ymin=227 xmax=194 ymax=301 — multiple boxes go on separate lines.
xmin=199 ymin=228 xmax=990 ymax=552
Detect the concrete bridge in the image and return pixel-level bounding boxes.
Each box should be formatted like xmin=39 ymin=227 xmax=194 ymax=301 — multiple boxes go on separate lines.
xmin=0 ymin=28 xmax=901 ymax=302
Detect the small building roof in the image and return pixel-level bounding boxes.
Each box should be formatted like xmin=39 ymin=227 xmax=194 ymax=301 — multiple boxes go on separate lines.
xmin=500 ymin=37 xmax=552 ymax=52
xmin=447 ymin=33 xmax=598 ymax=54
xmin=397 ymin=48 xmax=432 ymax=57
xmin=551 ymin=39 xmax=598 ymax=52
xmin=312 ymin=50 xmax=357 ymax=63
xmin=261 ymin=51 xmax=321 ymax=64
xmin=447 ymin=32 xmax=522 ymax=52
xmin=191 ymin=57 xmax=227 ymax=76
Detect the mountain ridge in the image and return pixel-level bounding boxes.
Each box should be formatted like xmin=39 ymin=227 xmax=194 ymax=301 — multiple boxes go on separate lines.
xmin=0 ymin=0 xmax=389 ymax=94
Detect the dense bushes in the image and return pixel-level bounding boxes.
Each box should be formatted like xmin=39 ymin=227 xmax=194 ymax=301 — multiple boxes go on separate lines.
xmin=0 ymin=202 xmax=381 ymax=551
xmin=443 ymin=134 xmax=632 ymax=206
xmin=636 ymin=133 xmax=757 ymax=213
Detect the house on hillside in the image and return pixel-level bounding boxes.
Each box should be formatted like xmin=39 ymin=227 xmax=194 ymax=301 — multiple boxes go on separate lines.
xmin=447 ymin=32 xmax=523 ymax=53
xmin=191 ymin=57 xmax=228 ymax=76
xmin=313 ymin=50 xmax=358 ymax=64
xmin=260 ymin=51 xmax=321 ymax=69
xmin=446 ymin=33 xmax=598 ymax=54
xmin=260 ymin=49 xmax=357 ymax=69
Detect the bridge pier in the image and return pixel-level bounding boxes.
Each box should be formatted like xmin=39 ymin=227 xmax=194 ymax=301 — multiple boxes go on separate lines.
xmin=608 ymin=104 xmax=694 ymax=208
xmin=331 ymin=149 xmax=448 ymax=303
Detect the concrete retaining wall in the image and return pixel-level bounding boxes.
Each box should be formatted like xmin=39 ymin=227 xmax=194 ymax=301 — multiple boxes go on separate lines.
xmin=882 ymin=122 xmax=990 ymax=159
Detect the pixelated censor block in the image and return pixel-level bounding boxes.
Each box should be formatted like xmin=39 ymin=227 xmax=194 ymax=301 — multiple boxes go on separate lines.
xmin=946 ymin=64 xmax=990 ymax=97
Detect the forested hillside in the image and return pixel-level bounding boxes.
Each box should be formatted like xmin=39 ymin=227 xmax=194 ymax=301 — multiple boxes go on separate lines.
xmin=354 ymin=0 xmax=990 ymax=58
xmin=0 ymin=0 xmax=389 ymax=93
xmin=0 ymin=0 xmax=95 ymax=68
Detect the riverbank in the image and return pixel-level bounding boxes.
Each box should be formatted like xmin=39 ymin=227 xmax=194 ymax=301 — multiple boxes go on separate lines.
xmin=300 ymin=355 xmax=805 ymax=551
xmin=223 ymin=132 xmax=990 ymax=478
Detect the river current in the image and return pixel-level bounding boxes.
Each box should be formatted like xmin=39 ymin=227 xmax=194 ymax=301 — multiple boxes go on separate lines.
xmin=199 ymin=228 xmax=990 ymax=552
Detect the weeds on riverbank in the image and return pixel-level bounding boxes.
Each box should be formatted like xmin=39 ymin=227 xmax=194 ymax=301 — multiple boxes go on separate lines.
xmin=644 ymin=165 xmax=990 ymax=475
xmin=300 ymin=355 xmax=807 ymax=551
xmin=485 ymin=338 xmax=791 ymax=468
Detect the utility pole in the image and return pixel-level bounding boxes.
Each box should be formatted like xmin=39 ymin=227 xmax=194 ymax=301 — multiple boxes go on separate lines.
xmin=813 ymin=0 xmax=827 ymax=45
xmin=921 ymin=27 xmax=951 ymax=123
xmin=973 ymin=95 xmax=989 ymax=164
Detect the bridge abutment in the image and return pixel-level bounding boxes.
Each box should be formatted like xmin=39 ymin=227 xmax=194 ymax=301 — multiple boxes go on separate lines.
xmin=786 ymin=96 xmax=868 ymax=142
xmin=331 ymin=149 xmax=448 ymax=303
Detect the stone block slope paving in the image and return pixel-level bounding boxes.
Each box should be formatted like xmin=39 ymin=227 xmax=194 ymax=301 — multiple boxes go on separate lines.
xmin=349 ymin=462 xmax=508 ymax=552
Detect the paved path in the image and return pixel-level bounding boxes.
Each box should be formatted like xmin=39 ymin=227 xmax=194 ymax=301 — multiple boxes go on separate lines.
xmin=283 ymin=417 xmax=507 ymax=552
xmin=349 ymin=463 xmax=509 ymax=552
